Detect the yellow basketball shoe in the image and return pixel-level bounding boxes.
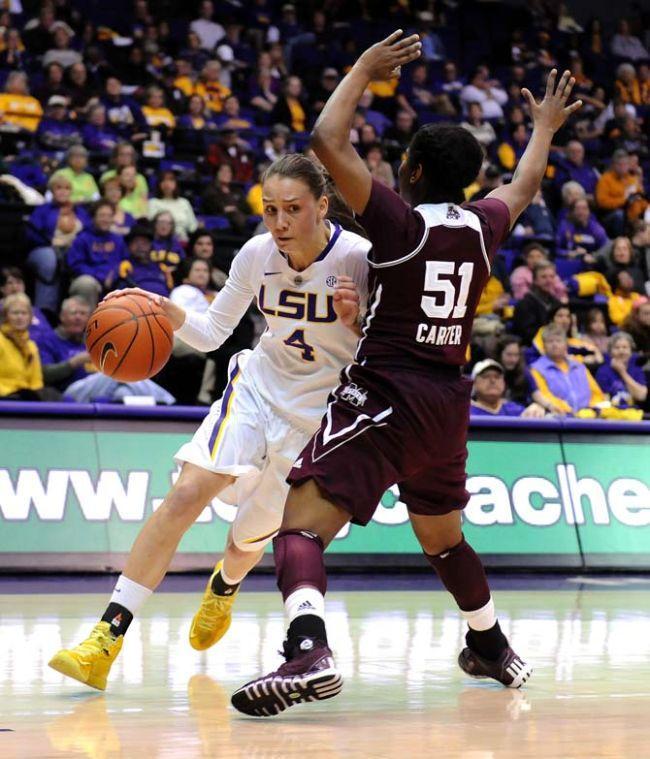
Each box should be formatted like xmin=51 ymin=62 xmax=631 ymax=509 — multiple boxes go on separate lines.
xmin=189 ymin=561 xmax=239 ymax=651
xmin=48 ymin=622 xmax=123 ymax=691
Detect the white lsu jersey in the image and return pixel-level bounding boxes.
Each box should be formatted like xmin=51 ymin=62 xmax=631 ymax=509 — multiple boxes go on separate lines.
xmin=175 ymin=221 xmax=370 ymax=432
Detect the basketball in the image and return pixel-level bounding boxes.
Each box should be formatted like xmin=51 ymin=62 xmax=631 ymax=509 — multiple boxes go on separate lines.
xmin=85 ymin=294 xmax=174 ymax=382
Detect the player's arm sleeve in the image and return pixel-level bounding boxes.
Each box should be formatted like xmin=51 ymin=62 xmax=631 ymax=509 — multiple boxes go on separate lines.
xmin=174 ymin=247 xmax=255 ymax=353
xmin=357 ymin=179 xmax=425 ymax=266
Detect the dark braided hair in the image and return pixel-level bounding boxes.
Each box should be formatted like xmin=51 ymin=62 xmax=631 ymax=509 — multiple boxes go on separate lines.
xmin=407 ymin=124 xmax=484 ymax=204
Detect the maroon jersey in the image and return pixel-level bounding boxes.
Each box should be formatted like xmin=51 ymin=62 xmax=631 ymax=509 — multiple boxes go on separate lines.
xmin=356 ymin=179 xmax=510 ymax=369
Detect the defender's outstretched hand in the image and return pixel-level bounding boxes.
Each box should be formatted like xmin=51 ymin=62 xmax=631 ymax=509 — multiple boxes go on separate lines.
xmin=521 ymin=69 xmax=582 ymax=134
xmin=355 ymin=29 xmax=422 ymax=81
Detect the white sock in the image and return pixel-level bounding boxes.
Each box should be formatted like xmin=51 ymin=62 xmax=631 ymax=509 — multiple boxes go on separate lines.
xmin=110 ymin=574 xmax=153 ymax=616
xmin=219 ymin=564 xmax=244 ymax=586
xmin=461 ymin=596 xmax=496 ymax=632
xmin=285 ymin=587 xmax=325 ymax=624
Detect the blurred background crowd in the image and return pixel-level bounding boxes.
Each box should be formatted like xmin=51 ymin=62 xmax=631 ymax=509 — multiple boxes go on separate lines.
xmin=0 ymin=0 xmax=648 ymax=418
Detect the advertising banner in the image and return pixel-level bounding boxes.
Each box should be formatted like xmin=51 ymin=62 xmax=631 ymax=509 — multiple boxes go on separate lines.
xmin=1 ymin=414 xmax=649 ymax=570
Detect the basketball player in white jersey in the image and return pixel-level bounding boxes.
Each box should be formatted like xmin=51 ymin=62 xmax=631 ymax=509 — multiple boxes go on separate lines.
xmin=49 ymin=155 xmax=370 ymax=691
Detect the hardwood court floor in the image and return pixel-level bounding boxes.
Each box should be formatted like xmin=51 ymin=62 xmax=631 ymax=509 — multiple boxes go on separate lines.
xmin=1 ymin=579 xmax=650 ymax=758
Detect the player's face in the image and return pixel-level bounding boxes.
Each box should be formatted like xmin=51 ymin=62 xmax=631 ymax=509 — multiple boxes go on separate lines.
xmin=262 ymin=175 xmax=327 ymax=254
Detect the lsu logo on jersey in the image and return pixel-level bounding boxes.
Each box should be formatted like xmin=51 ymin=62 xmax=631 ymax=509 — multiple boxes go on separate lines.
xmin=258 ymin=285 xmax=336 ymax=323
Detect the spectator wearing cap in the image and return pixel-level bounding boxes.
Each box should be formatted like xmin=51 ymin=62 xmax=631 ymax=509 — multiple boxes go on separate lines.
xmin=26 ymin=173 xmax=90 ymax=313
xmin=555 ymin=197 xmax=608 ymax=261
xmin=148 ymin=171 xmax=198 ymax=243
xmin=0 ymin=71 xmax=43 ymax=132
xmin=310 ymin=67 xmax=340 ymax=116
xmin=596 ymin=332 xmax=648 ymax=409
xmin=470 ymin=360 xmax=526 ymax=417
xmin=36 ymin=95 xmax=83 ymax=151
xmin=55 ymin=145 xmax=100 ymax=203
xmin=66 ymin=200 xmax=128 ymax=308
xmin=42 ymin=22 xmax=82 ymax=69
xmin=460 ymin=65 xmax=508 ymax=120
xmin=114 ymin=223 xmax=170 ymax=297
xmin=530 ymin=325 xmax=607 ymax=415
xmin=510 ymin=243 xmax=568 ymax=302
xmin=595 ymin=149 xmax=645 ymax=236
xmin=262 ymin=124 xmax=291 ymax=162
xmin=460 ymin=102 xmax=497 ymax=150
xmin=553 ymin=140 xmax=599 ymax=198
xmin=513 ymin=261 xmax=564 ymax=344
xmin=272 ymin=75 xmax=307 ymax=133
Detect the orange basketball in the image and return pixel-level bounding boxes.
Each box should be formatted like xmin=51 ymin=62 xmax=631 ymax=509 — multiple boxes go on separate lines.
xmin=86 ymin=294 xmax=174 ymax=382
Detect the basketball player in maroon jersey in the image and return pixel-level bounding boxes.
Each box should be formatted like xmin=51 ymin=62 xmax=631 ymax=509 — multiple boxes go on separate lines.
xmin=232 ymin=32 xmax=582 ymax=715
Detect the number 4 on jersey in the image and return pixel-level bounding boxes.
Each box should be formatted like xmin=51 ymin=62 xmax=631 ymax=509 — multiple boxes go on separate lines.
xmin=283 ymin=329 xmax=316 ymax=361
xmin=421 ymin=261 xmax=474 ymax=319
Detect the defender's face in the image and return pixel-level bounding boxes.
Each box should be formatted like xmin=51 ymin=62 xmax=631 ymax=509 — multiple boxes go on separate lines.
xmin=262 ymin=175 xmax=327 ymax=255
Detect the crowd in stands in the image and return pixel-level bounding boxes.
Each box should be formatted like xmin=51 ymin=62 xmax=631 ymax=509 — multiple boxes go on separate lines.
xmin=0 ymin=0 xmax=649 ymax=420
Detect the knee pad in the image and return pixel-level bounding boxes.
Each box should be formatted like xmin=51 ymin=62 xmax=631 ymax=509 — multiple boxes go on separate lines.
xmin=273 ymin=529 xmax=327 ymax=599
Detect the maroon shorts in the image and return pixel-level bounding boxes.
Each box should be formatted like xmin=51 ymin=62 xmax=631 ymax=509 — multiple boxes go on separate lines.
xmin=287 ymin=363 xmax=472 ymax=526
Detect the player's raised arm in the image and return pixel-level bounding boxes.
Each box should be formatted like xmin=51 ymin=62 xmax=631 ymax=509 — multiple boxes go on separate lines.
xmin=311 ymin=30 xmax=421 ymax=215
xmin=488 ymin=69 xmax=582 ymax=229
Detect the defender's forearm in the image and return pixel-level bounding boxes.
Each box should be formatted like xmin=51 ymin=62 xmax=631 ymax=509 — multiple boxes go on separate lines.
xmin=312 ymin=66 xmax=371 ymax=149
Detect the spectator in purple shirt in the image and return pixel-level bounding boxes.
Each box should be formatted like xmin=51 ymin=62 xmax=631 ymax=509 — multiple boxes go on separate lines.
xmin=595 ymin=332 xmax=648 ymax=408
xmin=470 ymin=360 xmax=526 ymax=417
xmin=82 ymin=104 xmax=120 ymax=155
xmin=113 ymin=223 xmax=170 ymax=297
xmin=553 ymin=140 xmax=599 ymax=198
xmin=66 ymin=200 xmax=128 ymax=308
xmin=555 ymin=197 xmax=608 ymax=261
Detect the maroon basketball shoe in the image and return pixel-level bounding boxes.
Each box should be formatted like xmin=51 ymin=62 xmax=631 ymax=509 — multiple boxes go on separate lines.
xmin=231 ymin=637 xmax=343 ymax=716
xmin=458 ymin=645 xmax=532 ymax=689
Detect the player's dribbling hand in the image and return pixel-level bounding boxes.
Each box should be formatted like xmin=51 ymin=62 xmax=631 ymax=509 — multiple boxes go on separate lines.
xmin=355 ymin=29 xmax=422 ymax=82
xmin=521 ymin=69 xmax=582 ymax=134
xmin=103 ymin=288 xmax=186 ymax=331
xmin=332 ymin=275 xmax=361 ymax=330
xmin=103 ymin=287 xmax=165 ymax=306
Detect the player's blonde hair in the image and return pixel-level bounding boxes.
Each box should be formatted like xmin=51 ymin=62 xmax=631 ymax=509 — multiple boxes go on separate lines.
xmin=262 ymin=154 xmax=327 ymax=199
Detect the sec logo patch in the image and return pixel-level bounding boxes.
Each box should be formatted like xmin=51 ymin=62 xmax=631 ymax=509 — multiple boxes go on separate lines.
xmin=326 ymin=275 xmax=338 ymax=288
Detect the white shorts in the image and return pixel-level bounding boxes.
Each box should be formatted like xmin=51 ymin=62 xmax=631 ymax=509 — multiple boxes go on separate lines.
xmin=174 ymin=351 xmax=311 ymax=551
